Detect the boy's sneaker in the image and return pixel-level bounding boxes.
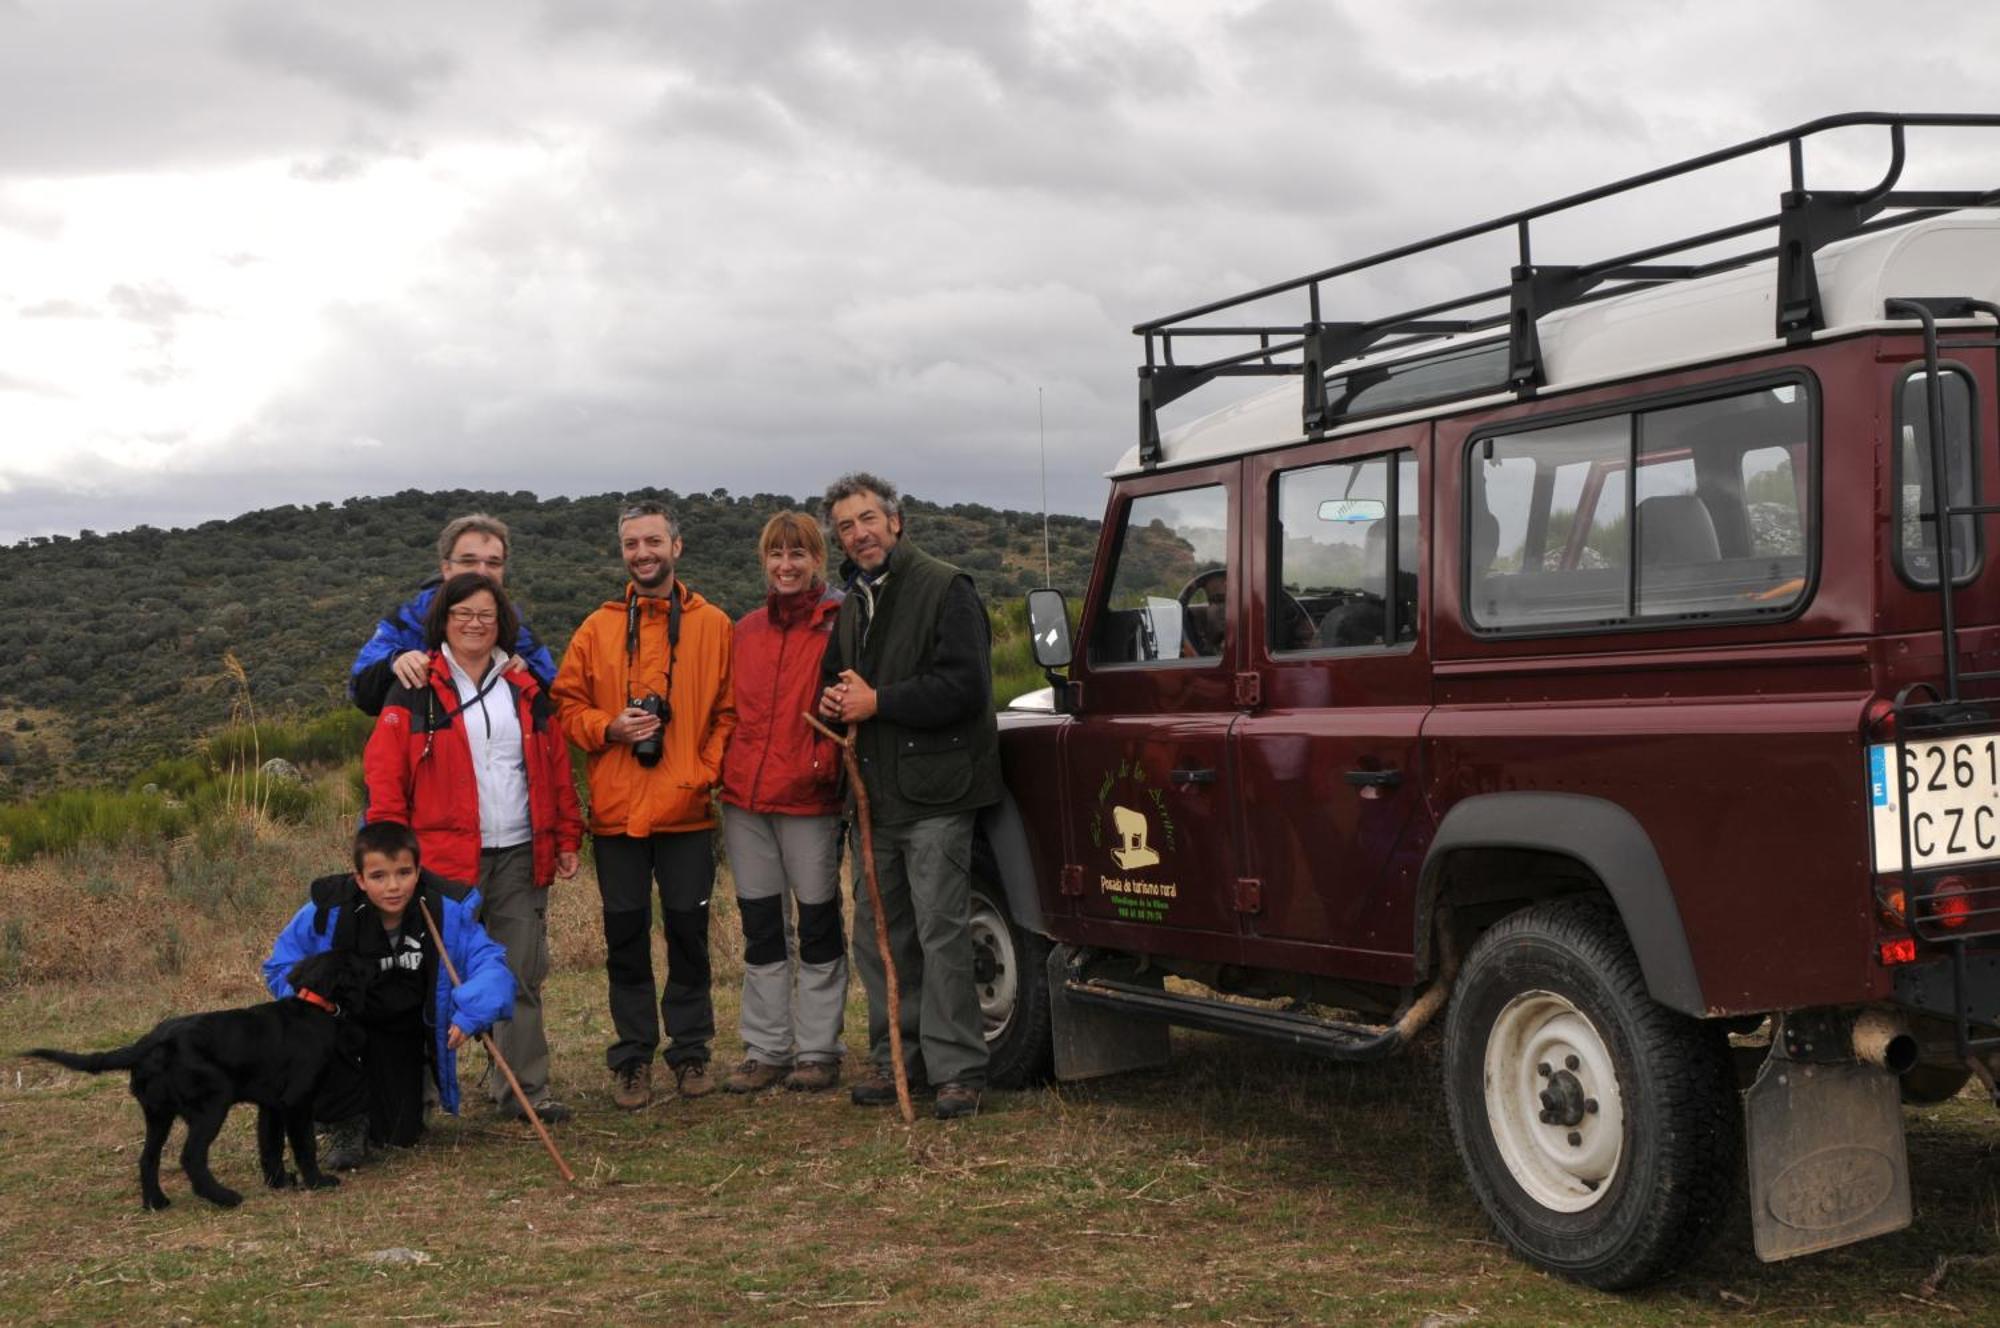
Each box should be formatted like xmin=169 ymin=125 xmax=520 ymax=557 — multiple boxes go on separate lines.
xmin=673 ymin=1060 xmax=716 ymax=1099
xmin=724 ymin=1058 xmax=789 ymax=1094
xmin=611 ymin=1063 xmax=652 ymax=1111
xmin=322 ymin=1117 xmax=370 ymax=1171
xmin=849 ymin=1066 xmax=924 ymax=1107
xmin=933 ymin=1083 xmax=982 ymax=1120
xmin=503 ymin=1095 xmax=573 ymax=1124
xmin=785 ymin=1061 xmax=841 ymax=1093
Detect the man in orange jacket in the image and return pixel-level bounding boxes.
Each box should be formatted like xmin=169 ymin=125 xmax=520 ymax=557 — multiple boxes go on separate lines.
xmin=553 ymin=500 xmax=737 ymax=1108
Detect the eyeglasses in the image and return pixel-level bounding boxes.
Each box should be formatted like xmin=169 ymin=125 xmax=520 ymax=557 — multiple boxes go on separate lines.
xmin=448 ymin=609 xmax=499 ymax=625
xmin=448 ymin=556 xmax=506 ymax=571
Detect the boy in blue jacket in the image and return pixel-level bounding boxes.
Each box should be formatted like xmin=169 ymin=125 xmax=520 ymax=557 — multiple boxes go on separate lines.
xmin=264 ymin=821 xmax=515 ymax=1169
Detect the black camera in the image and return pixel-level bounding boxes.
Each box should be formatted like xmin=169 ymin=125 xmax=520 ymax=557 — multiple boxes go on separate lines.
xmin=631 ymin=694 xmax=671 ymax=767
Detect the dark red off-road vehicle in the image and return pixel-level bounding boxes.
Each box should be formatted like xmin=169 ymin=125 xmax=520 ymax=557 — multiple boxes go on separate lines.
xmin=967 ymin=113 xmax=2000 ymax=1288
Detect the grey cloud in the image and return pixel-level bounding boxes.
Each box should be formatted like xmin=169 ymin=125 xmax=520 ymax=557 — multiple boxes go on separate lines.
xmin=222 ymin=3 xmax=456 ymax=112
xmin=107 ymin=282 xmax=197 ymax=338
xmin=18 ymin=297 xmax=93 ymax=318
xmin=0 ymin=369 xmax=67 ymax=395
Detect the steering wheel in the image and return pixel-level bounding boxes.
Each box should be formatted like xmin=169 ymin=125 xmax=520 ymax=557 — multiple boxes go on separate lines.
xmin=1175 ymin=571 xmax=1228 ymax=657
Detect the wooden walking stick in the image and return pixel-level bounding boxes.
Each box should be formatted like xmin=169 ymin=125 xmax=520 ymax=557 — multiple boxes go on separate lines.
xmin=805 ymin=711 xmax=916 ymax=1125
xmin=416 ymin=896 xmax=577 ymax=1183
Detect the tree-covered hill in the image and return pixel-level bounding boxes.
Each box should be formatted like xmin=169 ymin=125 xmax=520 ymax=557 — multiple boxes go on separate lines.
xmin=0 ymin=488 xmax=1100 ymax=796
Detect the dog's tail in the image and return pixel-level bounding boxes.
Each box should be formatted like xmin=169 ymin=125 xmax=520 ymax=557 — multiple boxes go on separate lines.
xmin=27 ymin=1044 xmax=147 ymax=1074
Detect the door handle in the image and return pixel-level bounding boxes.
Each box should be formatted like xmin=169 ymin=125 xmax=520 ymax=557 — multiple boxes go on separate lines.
xmin=1170 ymin=767 xmax=1217 ymax=785
xmin=1343 ymin=768 xmax=1403 ymax=789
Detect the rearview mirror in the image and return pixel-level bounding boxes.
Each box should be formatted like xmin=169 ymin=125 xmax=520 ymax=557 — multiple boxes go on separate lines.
xmin=1318 ymin=498 xmax=1387 ymax=523
xmin=1026 ymin=588 xmax=1073 ymax=669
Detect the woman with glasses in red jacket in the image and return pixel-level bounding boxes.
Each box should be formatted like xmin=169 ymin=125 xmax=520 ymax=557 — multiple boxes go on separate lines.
xmin=718 ymin=512 xmax=848 ymax=1093
xmin=364 ymin=571 xmax=584 ymax=1123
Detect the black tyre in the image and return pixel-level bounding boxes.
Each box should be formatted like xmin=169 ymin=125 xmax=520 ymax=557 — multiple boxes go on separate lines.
xmin=1442 ymin=897 xmax=1739 ymax=1290
xmin=968 ymin=878 xmax=1053 ymax=1088
xmin=1900 ymin=1062 xmax=1972 ymax=1105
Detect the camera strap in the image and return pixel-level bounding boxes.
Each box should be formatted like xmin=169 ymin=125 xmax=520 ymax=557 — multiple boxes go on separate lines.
xmin=625 ymin=585 xmax=682 ymax=703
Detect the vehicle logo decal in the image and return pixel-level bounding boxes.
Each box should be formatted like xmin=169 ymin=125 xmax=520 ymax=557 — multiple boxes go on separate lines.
xmin=1092 ymin=762 xmax=1179 ymax=923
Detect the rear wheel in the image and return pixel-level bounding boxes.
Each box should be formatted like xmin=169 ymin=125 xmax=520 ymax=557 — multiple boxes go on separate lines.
xmin=1900 ymin=1062 xmax=1972 ymax=1105
xmin=1443 ymin=897 xmax=1738 ymax=1289
xmin=968 ymin=879 xmax=1053 ymax=1088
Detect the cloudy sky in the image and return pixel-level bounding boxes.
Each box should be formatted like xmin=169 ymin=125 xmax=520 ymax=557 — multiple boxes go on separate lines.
xmin=3 ymin=1 xmax=1998 ymax=544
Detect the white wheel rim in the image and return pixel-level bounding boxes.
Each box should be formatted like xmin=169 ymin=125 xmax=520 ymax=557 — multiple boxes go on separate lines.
xmin=967 ymin=893 xmax=1018 ymax=1044
xmin=1483 ymin=990 xmax=1625 ymax=1212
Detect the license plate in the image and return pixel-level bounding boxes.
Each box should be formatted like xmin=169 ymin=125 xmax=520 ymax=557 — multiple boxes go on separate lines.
xmin=1869 ymin=735 xmax=2000 ymax=872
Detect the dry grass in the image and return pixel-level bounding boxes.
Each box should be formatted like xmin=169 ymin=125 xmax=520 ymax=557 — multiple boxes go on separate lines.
xmin=3 ymin=816 xmax=2000 ymax=1325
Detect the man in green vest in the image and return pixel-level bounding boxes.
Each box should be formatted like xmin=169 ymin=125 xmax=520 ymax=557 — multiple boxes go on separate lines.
xmin=817 ymin=472 xmax=1000 ymax=1120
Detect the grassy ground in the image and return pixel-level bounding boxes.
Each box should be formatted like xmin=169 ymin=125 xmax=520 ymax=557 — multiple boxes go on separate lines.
xmin=3 ymin=813 xmax=1999 ymax=1325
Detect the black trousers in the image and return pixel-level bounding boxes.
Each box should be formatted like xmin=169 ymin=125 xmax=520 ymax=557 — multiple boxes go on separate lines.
xmin=594 ymin=831 xmax=716 ymax=1070
xmin=317 ymin=1021 xmax=426 ymax=1146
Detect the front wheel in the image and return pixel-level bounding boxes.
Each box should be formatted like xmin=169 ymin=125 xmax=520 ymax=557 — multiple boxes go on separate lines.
xmin=968 ymin=879 xmax=1053 ymax=1088
xmin=1442 ymin=897 xmax=1738 ymax=1290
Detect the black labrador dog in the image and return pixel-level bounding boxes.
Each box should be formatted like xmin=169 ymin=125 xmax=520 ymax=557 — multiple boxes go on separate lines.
xmin=29 ymin=950 xmax=368 ymax=1209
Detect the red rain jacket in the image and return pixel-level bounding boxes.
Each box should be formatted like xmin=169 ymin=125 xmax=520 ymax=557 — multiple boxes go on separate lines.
xmin=720 ymin=586 xmax=844 ymax=816
xmin=364 ymin=655 xmax=583 ymax=887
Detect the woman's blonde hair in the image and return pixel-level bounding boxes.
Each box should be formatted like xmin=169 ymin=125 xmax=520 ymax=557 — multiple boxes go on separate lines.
xmin=758 ymin=510 xmax=826 ymax=572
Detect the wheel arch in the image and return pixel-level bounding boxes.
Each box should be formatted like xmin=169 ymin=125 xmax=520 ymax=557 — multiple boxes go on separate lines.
xmin=976 ymin=791 xmax=1049 ymax=936
xmin=1418 ymin=792 xmax=1705 ymax=1016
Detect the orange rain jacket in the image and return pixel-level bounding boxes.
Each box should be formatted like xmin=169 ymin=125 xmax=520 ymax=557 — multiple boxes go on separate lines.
xmin=552 ymin=580 xmax=737 ymax=838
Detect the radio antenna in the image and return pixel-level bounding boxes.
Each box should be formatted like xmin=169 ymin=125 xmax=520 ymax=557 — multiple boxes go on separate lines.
xmin=1038 ymin=386 xmax=1052 ymax=586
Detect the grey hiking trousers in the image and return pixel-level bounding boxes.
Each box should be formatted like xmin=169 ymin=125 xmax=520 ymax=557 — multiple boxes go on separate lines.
xmin=721 ymin=806 xmax=847 ymax=1065
xmin=850 ymin=810 xmax=989 ymax=1089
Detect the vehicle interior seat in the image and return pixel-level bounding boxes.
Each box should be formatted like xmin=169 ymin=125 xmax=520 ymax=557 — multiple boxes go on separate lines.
xmin=1636 ymin=493 xmax=1722 ymax=565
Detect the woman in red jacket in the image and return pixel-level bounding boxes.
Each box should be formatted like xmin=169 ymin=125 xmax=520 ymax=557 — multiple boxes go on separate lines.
xmin=719 ymin=512 xmax=848 ymax=1093
xmin=364 ymin=572 xmax=583 ymax=1122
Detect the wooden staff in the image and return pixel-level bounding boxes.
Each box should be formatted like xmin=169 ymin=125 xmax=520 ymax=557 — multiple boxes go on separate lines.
xmin=417 ymin=896 xmax=577 ymax=1184
xmin=805 ymin=711 xmax=915 ymax=1125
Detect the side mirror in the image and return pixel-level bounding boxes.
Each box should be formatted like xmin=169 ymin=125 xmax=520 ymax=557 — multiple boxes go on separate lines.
xmin=1026 ymin=588 xmax=1074 ymax=669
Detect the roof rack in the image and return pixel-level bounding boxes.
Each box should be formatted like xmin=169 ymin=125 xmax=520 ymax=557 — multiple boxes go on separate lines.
xmin=1133 ymin=112 xmax=2000 ymax=468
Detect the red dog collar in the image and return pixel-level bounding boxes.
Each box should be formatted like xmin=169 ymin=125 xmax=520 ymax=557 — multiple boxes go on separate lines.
xmin=294 ymin=988 xmax=340 ymax=1015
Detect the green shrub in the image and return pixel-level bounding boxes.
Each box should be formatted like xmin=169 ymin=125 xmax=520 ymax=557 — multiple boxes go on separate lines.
xmin=128 ymin=755 xmax=212 ymax=797
xmin=0 ymin=788 xmax=195 ymax=864
xmin=205 ymin=709 xmax=372 ymax=772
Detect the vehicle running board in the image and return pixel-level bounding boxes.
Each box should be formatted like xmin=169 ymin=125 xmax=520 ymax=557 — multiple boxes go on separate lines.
xmin=1060 ymin=976 xmax=1435 ymax=1063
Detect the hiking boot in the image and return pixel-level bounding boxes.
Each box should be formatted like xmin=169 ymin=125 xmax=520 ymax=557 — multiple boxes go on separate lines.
xmin=672 ymin=1060 xmax=716 ymax=1099
xmin=611 ymin=1062 xmax=653 ymax=1111
xmin=724 ymin=1058 xmax=790 ymax=1094
xmin=849 ymin=1066 xmax=923 ymax=1107
xmin=322 ymin=1116 xmax=370 ymax=1171
xmin=933 ymin=1082 xmax=982 ymax=1120
xmin=785 ymin=1061 xmax=841 ymax=1093
xmin=502 ymin=1095 xmax=573 ymax=1124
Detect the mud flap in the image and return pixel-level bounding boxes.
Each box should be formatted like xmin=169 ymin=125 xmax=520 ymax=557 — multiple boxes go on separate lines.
xmin=1745 ymin=1056 xmax=1911 ymax=1261
xmin=1048 ymin=945 xmax=1172 ymax=1081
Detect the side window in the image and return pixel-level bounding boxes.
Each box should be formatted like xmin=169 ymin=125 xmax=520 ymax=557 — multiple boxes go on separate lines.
xmin=1088 ymin=485 xmax=1230 ymax=666
xmin=1468 ymin=380 xmax=1813 ymax=631
xmin=1897 ymin=367 xmax=1979 ymax=586
xmin=1470 ymin=418 xmax=1629 ymax=628
xmin=1273 ymin=451 xmax=1419 ymax=651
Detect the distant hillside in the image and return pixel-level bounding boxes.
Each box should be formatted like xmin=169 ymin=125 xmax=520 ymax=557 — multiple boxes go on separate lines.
xmin=0 ymin=488 xmax=1101 ymax=796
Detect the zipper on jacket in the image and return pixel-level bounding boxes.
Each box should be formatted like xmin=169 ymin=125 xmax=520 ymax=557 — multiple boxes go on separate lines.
xmin=747 ymin=621 xmax=792 ymax=809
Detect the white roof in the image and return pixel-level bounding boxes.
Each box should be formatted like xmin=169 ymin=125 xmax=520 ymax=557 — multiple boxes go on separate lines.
xmin=1113 ymin=211 xmax=2000 ymax=477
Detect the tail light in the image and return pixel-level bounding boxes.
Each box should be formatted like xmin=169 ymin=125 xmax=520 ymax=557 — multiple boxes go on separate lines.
xmin=1866 ymin=697 xmax=1898 ymax=739
xmin=1879 ymin=937 xmax=1919 ymax=965
xmin=1876 ymin=880 xmax=1908 ymax=927
xmin=1931 ymin=876 xmax=1973 ymax=929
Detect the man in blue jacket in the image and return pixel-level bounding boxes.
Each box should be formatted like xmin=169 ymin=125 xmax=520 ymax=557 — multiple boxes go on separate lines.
xmin=264 ymin=821 xmax=516 ymax=1169
xmin=349 ymin=513 xmax=557 ymax=715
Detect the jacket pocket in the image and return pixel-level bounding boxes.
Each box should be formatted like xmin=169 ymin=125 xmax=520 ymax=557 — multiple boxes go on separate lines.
xmin=896 ymin=729 xmax=973 ymax=806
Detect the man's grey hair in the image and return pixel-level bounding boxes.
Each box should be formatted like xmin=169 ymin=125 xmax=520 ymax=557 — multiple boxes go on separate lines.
xmin=821 ymin=472 xmax=901 ymax=523
xmin=616 ymin=499 xmax=680 ymax=541
xmin=436 ymin=513 xmax=510 ymax=564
